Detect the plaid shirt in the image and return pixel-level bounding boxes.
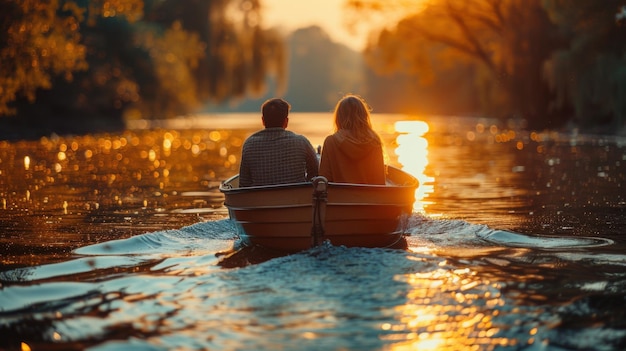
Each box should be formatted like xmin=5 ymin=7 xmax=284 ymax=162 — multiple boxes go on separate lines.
xmin=239 ymin=128 xmax=319 ymax=187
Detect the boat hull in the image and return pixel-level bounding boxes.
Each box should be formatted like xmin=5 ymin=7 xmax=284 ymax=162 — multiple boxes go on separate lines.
xmin=220 ymin=166 xmax=418 ymax=252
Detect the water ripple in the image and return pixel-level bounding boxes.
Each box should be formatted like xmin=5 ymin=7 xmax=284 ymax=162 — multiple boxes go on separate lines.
xmin=476 ymin=228 xmax=614 ymax=249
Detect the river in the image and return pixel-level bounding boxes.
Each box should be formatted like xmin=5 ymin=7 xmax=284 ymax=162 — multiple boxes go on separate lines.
xmin=0 ymin=113 xmax=625 ymax=350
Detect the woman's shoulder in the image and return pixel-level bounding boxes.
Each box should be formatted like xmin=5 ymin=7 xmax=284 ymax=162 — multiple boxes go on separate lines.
xmin=322 ymin=133 xmax=341 ymax=145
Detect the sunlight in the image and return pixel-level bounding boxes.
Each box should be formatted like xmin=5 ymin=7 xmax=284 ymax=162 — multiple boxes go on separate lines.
xmin=261 ymin=0 xmax=430 ymax=51
xmin=384 ymin=268 xmax=513 ymax=350
xmin=394 ymin=121 xmax=434 ymax=212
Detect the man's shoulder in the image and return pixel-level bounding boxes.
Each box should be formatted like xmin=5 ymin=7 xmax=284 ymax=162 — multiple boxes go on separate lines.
xmin=244 ymin=128 xmax=312 ymax=146
xmin=291 ymin=132 xmax=315 ymax=147
xmin=275 ymin=129 xmax=311 ymax=143
xmin=285 ymin=130 xmax=308 ymax=139
xmin=243 ymin=129 xmax=271 ymax=143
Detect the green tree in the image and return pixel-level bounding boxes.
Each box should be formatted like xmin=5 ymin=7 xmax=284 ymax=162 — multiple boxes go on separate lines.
xmin=543 ymin=0 xmax=626 ymax=131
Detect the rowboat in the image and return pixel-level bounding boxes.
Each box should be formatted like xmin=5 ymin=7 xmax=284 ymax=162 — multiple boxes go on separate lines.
xmin=219 ymin=165 xmax=418 ymax=252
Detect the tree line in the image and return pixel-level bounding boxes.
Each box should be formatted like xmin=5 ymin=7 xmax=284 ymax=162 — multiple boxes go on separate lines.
xmin=349 ymin=0 xmax=626 ymax=131
xmin=1 ymin=0 xmax=625 ymax=138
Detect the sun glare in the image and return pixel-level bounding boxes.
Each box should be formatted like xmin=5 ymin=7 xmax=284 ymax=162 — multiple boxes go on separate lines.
xmin=394 ymin=121 xmax=434 ymax=212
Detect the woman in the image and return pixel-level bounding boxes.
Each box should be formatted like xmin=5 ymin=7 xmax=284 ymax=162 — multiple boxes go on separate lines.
xmin=319 ymin=94 xmax=386 ymax=184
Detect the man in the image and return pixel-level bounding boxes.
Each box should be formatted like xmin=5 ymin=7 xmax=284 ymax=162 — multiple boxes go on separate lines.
xmin=239 ymin=98 xmax=319 ymax=187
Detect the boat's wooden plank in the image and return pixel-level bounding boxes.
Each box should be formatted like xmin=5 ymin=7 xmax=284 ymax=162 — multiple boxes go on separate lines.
xmin=224 ymin=188 xmax=312 ymax=207
xmin=326 ymin=186 xmax=415 ymax=205
xmin=231 ymin=207 xmax=311 ymax=223
xmin=324 ymin=205 xmax=405 ymax=221
xmin=324 ymin=219 xmax=401 ymax=236
xmin=239 ymin=222 xmax=313 ymax=237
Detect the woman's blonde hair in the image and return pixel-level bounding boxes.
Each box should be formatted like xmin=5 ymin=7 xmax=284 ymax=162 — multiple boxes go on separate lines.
xmin=333 ymin=94 xmax=381 ymax=144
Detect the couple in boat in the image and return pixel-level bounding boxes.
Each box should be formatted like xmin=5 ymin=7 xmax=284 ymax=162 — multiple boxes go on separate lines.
xmin=220 ymin=94 xmax=418 ymax=260
xmin=238 ymin=94 xmax=386 ymax=188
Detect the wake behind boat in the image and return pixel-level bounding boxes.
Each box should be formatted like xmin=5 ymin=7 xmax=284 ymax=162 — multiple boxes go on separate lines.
xmin=219 ymin=166 xmax=418 ymax=252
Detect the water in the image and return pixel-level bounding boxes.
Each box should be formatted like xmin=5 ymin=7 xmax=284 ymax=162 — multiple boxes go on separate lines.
xmin=1 ymin=114 xmax=625 ymax=350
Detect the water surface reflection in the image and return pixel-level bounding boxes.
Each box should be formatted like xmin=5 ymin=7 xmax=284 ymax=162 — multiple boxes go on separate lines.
xmin=1 ymin=114 xmax=625 ymax=351
xmin=387 ymin=266 xmax=513 ymax=350
xmin=394 ymin=120 xmax=434 ymax=213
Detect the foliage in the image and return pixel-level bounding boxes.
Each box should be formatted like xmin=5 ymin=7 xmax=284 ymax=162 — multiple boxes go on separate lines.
xmin=543 ymin=0 xmax=626 ymax=130
xmin=205 ymin=25 xmax=366 ymax=113
xmin=0 ymin=0 xmax=87 ymax=115
xmin=0 ymin=0 xmax=285 ymax=125
xmin=349 ymin=0 xmax=626 ymax=131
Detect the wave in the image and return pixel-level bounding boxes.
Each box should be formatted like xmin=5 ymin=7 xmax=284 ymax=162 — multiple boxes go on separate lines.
xmin=1 ymin=214 xmax=621 ymax=285
xmin=73 ymin=220 xmax=238 ymax=257
xmin=1 ymin=215 xmax=625 ymax=351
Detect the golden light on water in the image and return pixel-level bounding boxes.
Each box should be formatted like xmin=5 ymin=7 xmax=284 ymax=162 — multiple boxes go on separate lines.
xmin=384 ymin=267 xmax=514 ymax=350
xmin=394 ymin=121 xmax=434 ymax=212
xmin=2 ymin=127 xmax=241 ymax=222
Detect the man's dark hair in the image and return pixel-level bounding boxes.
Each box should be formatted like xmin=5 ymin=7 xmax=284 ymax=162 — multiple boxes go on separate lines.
xmin=262 ymin=98 xmax=291 ymax=127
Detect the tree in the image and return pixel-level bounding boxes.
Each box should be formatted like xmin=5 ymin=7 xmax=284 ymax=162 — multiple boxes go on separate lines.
xmin=143 ymin=0 xmax=286 ymax=108
xmin=0 ymin=0 xmax=286 ymax=137
xmin=205 ymin=25 xmax=366 ymax=113
xmin=0 ymin=0 xmax=88 ymax=115
xmin=543 ymin=0 xmax=626 ymax=131
xmin=349 ymin=0 xmax=565 ymax=129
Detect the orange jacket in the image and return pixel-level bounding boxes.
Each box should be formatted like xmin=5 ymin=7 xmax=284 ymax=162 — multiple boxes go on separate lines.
xmin=319 ymin=131 xmax=386 ymax=184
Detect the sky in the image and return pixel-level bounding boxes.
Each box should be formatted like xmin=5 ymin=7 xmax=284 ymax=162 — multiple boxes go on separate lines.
xmin=260 ymin=0 xmax=371 ymax=50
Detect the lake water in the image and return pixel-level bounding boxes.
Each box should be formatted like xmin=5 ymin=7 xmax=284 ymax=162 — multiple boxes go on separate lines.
xmin=0 ymin=113 xmax=625 ymax=350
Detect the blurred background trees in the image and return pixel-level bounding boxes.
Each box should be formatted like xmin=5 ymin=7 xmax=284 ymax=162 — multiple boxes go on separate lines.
xmin=543 ymin=0 xmax=626 ymax=130
xmin=0 ymin=0 xmax=284 ymax=138
xmin=1 ymin=0 xmax=625 ymax=138
xmin=349 ymin=0 xmax=626 ymax=131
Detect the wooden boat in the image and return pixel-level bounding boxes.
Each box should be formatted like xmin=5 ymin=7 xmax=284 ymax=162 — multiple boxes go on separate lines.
xmin=219 ymin=166 xmax=418 ymax=252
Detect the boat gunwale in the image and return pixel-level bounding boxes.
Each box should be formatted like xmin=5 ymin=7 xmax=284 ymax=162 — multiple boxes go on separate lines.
xmin=224 ymin=203 xmax=312 ymax=210
xmin=225 ymin=202 xmax=412 ymax=209
xmin=219 ymin=165 xmax=419 ymax=194
xmin=219 ymin=180 xmax=312 ymax=193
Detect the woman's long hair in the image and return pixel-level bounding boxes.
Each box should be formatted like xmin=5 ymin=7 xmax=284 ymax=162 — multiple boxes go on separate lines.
xmin=333 ymin=94 xmax=381 ymax=144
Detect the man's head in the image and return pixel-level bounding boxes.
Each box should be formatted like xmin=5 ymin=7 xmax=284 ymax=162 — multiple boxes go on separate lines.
xmin=262 ymin=98 xmax=291 ymax=128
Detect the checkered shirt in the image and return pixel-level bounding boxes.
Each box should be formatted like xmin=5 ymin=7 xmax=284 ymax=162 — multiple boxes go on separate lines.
xmin=239 ymin=128 xmax=319 ymax=187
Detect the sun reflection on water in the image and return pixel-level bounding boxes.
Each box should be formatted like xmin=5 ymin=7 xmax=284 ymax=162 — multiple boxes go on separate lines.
xmin=394 ymin=121 xmax=434 ymax=212
xmin=384 ymin=266 xmax=514 ymax=350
